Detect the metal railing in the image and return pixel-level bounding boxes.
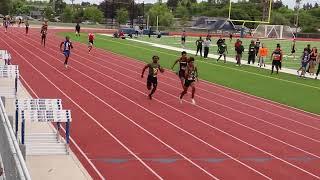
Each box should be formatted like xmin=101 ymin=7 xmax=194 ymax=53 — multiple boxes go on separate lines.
xmin=0 ymin=98 xmax=31 ymax=180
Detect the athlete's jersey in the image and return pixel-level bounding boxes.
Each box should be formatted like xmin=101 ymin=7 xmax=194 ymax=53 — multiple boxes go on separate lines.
xmin=179 ymin=57 xmax=188 ymax=71
xmin=310 ymin=52 xmax=317 ymax=61
xmin=148 ymin=63 xmax=161 ymax=77
xmin=88 ymin=33 xmax=95 ymax=41
xmin=63 ymin=41 xmax=73 ymax=51
xmin=218 ymin=43 xmax=227 ymax=54
xmin=272 ymin=49 xmax=282 ymax=61
xmin=248 ymin=44 xmax=256 ymax=55
xmin=302 ymin=52 xmax=310 ymax=63
xmin=255 ymin=41 xmax=261 ymax=48
xmin=186 ymin=65 xmax=197 ymax=81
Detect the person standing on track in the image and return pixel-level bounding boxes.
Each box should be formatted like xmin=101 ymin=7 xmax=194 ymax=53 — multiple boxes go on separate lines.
xmin=270 ymin=44 xmax=283 ymax=74
xmin=3 ymin=17 xmax=9 ymax=33
xmin=141 ymin=55 xmax=164 ymax=100
xmin=40 ymin=22 xmax=48 ymax=47
xmin=216 ymin=39 xmax=228 ymax=63
xmin=88 ymin=33 xmax=95 ymax=53
xmin=179 ymin=57 xmax=198 ymax=105
xmin=25 ymin=20 xmax=29 ymax=35
xmin=195 ymin=37 xmax=203 ymax=57
xmin=172 ymin=51 xmax=189 ymax=88
xmin=60 ymin=36 xmax=73 ymax=69
xmin=203 ymin=37 xmax=211 ymax=59
xmin=75 ymin=23 xmax=81 ymax=37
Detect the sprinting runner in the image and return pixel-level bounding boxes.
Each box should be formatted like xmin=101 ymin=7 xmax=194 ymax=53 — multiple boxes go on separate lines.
xmin=179 ymin=57 xmax=198 ymax=105
xmin=248 ymin=40 xmax=256 ymax=64
xmin=75 ymin=23 xmax=81 ymax=37
xmin=195 ymin=37 xmax=203 ymax=57
xmin=141 ymin=55 xmax=164 ymax=99
xmin=258 ymin=43 xmax=268 ymax=67
xmin=3 ymin=18 xmax=9 ymax=33
xmin=216 ymin=39 xmax=228 ymax=63
xmin=18 ymin=18 xmax=22 ymax=27
xmin=25 ymin=20 xmax=29 ymax=35
xmin=270 ymin=44 xmax=283 ymax=74
xmin=172 ymin=51 xmax=188 ymax=88
xmin=60 ymin=36 xmax=73 ymax=69
xmin=181 ymin=30 xmax=186 ymax=48
xmin=40 ymin=22 xmax=48 ymax=47
xmin=88 ymin=33 xmax=95 ymax=53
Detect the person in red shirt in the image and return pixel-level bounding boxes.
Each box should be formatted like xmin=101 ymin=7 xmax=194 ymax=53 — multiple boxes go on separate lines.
xmin=88 ymin=33 xmax=95 ymax=53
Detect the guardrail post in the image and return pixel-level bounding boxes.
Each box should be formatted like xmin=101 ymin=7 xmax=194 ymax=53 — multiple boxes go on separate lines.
xmin=66 ymin=120 xmax=70 ymax=154
xmin=21 ymin=118 xmax=25 ymax=145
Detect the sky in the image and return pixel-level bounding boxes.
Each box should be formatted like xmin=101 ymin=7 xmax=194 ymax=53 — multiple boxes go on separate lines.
xmin=65 ymin=0 xmax=317 ymax=9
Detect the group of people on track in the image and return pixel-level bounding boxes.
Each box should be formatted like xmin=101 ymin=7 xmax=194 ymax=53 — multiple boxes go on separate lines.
xmin=141 ymin=51 xmax=198 ymax=104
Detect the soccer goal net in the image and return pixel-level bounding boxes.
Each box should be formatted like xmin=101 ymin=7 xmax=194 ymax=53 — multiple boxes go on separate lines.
xmin=252 ymin=24 xmax=296 ymax=39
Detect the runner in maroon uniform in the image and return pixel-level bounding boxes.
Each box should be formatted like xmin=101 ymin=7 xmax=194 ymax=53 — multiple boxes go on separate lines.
xmin=88 ymin=33 xmax=95 ymax=53
xmin=179 ymin=57 xmax=198 ymax=105
xmin=141 ymin=56 xmax=164 ymax=99
xmin=171 ymin=51 xmax=189 ymax=88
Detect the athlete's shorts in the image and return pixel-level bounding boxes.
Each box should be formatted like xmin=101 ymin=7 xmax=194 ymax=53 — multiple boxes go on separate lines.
xmin=184 ymin=79 xmax=195 ymax=87
xmin=76 ymin=30 xmax=80 ymax=34
xmin=291 ymin=49 xmax=296 ymax=54
xmin=89 ymin=40 xmax=94 ymax=45
xmin=301 ymin=62 xmax=308 ymax=68
xmin=178 ymin=70 xmax=186 ymax=79
xmin=147 ymin=75 xmax=157 ymax=87
xmin=63 ymin=50 xmax=70 ymax=57
xmin=272 ymin=60 xmax=280 ymax=66
xmin=181 ymin=37 xmax=186 ymax=42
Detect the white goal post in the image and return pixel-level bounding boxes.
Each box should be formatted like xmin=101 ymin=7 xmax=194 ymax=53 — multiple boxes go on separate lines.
xmin=252 ymin=24 xmax=296 ymax=39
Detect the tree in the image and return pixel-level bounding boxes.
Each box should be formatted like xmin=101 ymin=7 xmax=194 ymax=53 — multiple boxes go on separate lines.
xmin=147 ymin=3 xmax=174 ymax=27
xmin=0 ymin=0 xmax=10 ymax=15
xmin=84 ymin=6 xmax=104 ymax=23
xmin=62 ymin=6 xmax=73 ymax=23
xmin=50 ymin=0 xmax=66 ymax=15
xmin=167 ymin=0 xmax=179 ymax=9
xmin=116 ymin=8 xmax=129 ymax=26
xmin=44 ymin=6 xmax=55 ymax=21
xmin=175 ymin=2 xmax=189 ymax=27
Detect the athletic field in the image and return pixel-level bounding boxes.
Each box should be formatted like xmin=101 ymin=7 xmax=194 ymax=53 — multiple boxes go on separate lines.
xmin=61 ymin=32 xmax=320 ymax=114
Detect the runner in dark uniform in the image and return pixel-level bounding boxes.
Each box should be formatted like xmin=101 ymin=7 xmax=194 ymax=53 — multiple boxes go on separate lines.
xmin=25 ymin=20 xmax=29 ymax=35
xmin=195 ymin=37 xmax=203 ymax=57
xmin=60 ymin=36 xmax=73 ymax=68
xmin=248 ymin=40 xmax=256 ymax=64
xmin=255 ymin=38 xmax=261 ymax=56
xmin=181 ymin=30 xmax=186 ymax=48
xmin=40 ymin=22 xmax=48 ymax=47
xmin=290 ymin=39 xmax=296 ymax=59
xmin=75 ymin=23 xmax=81 ymax=37
xmin=141 ymin=56 xmax=164 ymax=99
xmin=171 ymin=51 xmax=188 ymax=88
xmin=179 ymin=57 xmax=198 ymax=105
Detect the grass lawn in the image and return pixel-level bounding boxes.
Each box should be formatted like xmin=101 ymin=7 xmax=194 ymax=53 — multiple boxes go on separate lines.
xmin=136 ymin=35 xmax=320 ymax=69
xmin=59 ymin=32 xmax=320 ymax=114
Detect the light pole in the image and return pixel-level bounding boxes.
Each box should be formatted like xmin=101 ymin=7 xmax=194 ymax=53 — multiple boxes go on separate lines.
xmin=294 ymin=0 xmax=301 ymax=35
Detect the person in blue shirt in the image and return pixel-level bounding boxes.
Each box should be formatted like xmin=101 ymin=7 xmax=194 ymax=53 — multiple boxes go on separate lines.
xmin=60 ymin=36 xmax=73 ymax=68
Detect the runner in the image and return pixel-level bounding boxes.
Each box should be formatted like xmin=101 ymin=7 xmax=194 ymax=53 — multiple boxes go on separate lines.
xmin=195 ymin=37 xmax=203 ymax=57
xmin=141 ymin=55 xmax=164 ymax=99
xmin=181 ymin=30 xmax=186 ymax=48
xmin=60 ymin=36 xmax=73 ymax=69
xmin=172 ymin=51 xmax=189 ymax=88
xmin=88 ymin=33 xmax=95 ymax=53
xmin=25 ymin=20 xmax=29 ymax=35
xmin=179 ymin=57 xmax=198 ymax=105
xmin=258 ymin=43 xmax=268 ymax=68
xmin=216 ymin=39 xmax=228 ymax=63
xmin=3 ymin=17 xmax=9 ymax=33
xmin=270 ymin=44 xmax=283 ymax=74
xmin=40 ymin=22 xmax=48 ymax=47
xmin=75 ymin=23 xmax=81 ymax=37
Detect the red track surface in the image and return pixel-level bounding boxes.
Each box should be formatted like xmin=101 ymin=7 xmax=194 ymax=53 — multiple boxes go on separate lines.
xmin=1 ymin=27 xmax=320 ymax=180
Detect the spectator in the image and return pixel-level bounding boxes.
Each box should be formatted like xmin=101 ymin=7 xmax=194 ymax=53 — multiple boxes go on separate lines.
xmin=258 ymin=43 xmax=268 ymax=68
xmin=271 ymin=44 xmax=283 ymax=74
xmin=315 ymin=51 xmax=320 ymax=80
xmin=203 ymin=37 xmax=211 ymax=59
xmin=235 ymin=40 xmax=244 ymax=66
xmin=309 ymin=47 xmax=318 ymax=76
xmin=248 ymin=40 xmax=256 ymax=64
xmin=297 ymin=48 xmax=310 ymax=78
xmin=195 ymin=37 xmax=203 ymax=57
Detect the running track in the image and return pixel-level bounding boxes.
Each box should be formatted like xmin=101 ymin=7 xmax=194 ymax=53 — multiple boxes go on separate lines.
xmin=1 ymin=27 xmax=320 ymax=180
